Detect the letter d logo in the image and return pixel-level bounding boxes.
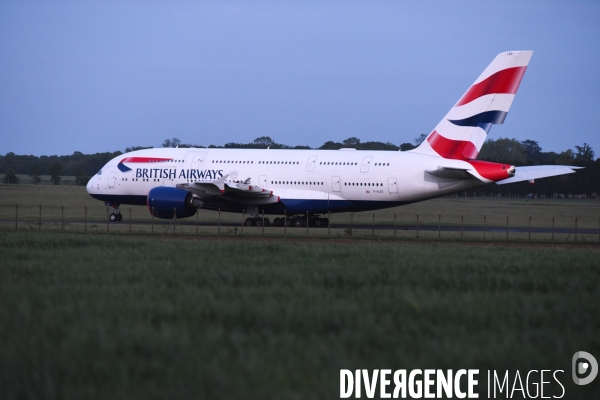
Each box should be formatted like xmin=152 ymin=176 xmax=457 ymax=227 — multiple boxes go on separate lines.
xmin=572 ymin=351 xmax=598 ymax=385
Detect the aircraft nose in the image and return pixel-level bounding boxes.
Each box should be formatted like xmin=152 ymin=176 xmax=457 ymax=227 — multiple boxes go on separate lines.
xmin=86 ymin=178 xmax=94 ymax=194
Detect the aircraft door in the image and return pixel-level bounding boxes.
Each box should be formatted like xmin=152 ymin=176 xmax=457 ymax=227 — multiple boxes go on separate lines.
xmin=306 ymin=155 xmax=318 ymax=172
xmin=108 ymin=172 xmax=116 ymax=188
xmin=190 ymin=153 xmax=206 ymax=169
xmin=259 ymin=175 xmax=267 ymax=189
xmin=360 ymin=156 xmax=373 ymax=173
xmin=331 ymin=176 xmax=341 ymax=192
xmin=388 ymin=177 xmax=398 ymax=193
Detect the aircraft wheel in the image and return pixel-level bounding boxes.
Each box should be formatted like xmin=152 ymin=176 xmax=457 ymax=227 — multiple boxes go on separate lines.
xmin=109 ymin=213 xmax=118 ymax=222
xmin=264 ymin=218 xmax=270 ymax=227
xmin=117 ymin=214 xmax=123 ymax=222
xmin=314 ymin=218 xmax=322 ymax=227
xmin=322 ymin=218 xmax=329 ymax=228
xmin=293 ymin=219 xmax=302 ymax=228
xmin=254 ymin=218 xmax=263 ymax=227
xmin=285 ymin=218 xmax=292 ymax=227
xmin=244 ymin=218 xmax=254 ymax=226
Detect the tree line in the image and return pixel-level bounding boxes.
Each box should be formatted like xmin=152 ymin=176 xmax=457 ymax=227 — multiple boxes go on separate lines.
xmin=2 ymin=136 xmax=598 ymax=196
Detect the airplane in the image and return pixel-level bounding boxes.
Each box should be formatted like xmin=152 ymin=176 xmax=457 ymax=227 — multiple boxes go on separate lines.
xmin=87 ymin=50 xmax=580 ymax=227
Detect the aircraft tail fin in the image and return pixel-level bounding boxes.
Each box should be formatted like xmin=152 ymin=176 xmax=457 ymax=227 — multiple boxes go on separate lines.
xmin=410 ymin=51 xmax=533 ymax=160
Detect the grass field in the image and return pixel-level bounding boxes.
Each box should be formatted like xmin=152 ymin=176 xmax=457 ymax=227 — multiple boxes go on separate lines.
xmin=1 ymin=231 xmax=600 ymax=399
xmin=1 ymin=184 xmax=600 ymax=242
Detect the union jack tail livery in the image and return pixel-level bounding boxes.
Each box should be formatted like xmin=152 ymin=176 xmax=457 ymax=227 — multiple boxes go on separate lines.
xmin=411 ymin=51 xmax=533 ymax=160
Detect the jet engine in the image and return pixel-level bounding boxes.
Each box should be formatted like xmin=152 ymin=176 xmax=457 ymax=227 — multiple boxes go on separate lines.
xmin=147 ymin=187 xmax=203 ymax=219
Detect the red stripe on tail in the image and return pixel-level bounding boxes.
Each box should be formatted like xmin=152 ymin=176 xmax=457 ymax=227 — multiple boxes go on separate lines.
xmin=427 ymin=131 xmax=478 ymax=160
xmin=456 ymin=66 xmax=527 ymax=106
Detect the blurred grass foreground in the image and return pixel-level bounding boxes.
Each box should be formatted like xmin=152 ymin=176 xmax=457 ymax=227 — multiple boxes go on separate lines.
xmin=1 ymin=231 xmax=599 ymax=399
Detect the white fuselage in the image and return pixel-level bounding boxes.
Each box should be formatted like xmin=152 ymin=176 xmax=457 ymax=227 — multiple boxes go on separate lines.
xmin=87 ymin=147 xmax=487 ymax=216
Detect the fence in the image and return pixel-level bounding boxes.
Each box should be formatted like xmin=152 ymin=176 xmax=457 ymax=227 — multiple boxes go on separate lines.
xmin=1 ymin=204 xmax=600 ymax=242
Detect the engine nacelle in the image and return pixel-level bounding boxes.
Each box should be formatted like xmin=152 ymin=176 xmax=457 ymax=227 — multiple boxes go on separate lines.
xmin=147 ymin=187 xmax=201 ymax=219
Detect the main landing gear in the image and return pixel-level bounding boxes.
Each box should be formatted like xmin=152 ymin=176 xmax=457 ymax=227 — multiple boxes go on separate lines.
xmin=272 ymin=215 xmax=329 ymax=228
xmin=244 ymin=215 xmax=328 ymax=228
xmin=245 ymin=216 xmax=271 ymax=227
xmin=105 ymin=202 xmax=122 ymax=222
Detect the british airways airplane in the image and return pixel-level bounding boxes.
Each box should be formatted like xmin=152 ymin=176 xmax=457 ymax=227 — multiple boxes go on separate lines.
xmin=87 ymin=51 xmax=579 ymax=227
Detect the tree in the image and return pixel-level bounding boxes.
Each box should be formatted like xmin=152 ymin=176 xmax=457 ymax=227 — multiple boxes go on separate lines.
xmin=318 ymin=141 xmax=342 ymax=150
xmin=414 ymin=133 xmax=427 ymax=146
xmin=555 ymin=149 xmax=575 ymax=166
xmin=252 ymin=136 xmax=275 ymax=147
xmin=521 ymin=139 xmax=542 ymax=164
xmin=29 ymin=165 xmax=41 ymax=184
xmin=3 ymin=168 xmax=18 ymax=184
xmin=75 ymin=165 xmax=89 ymax=186
xmin=478 ymin=138 xmax=526 ymax=164
xmin=162 ymin=138 xmax=181 ymax=148
xmin=400 ymin=143 xmax=416 ymax=151
xmin=48 ymin=162 xmax=62 ymax=185
xmin=342 ymin=137 xmax=360 ymax=146
xmin=574 ymin=143 xmax=594 ymax=164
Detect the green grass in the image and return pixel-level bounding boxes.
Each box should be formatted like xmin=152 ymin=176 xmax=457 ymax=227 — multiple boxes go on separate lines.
xmin=1 ymin=184 xmax=599 ymax=243
xmin=1 ymin=231 xmax=599 ymax=399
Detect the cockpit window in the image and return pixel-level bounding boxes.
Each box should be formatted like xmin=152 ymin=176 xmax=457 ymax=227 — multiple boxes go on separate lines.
xmin=97 ymin=169 xmax=102 ymax=175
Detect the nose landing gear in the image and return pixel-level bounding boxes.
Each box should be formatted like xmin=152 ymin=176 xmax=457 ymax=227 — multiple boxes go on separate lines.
xmin=105 ymin=202 xmax=122 ymax=222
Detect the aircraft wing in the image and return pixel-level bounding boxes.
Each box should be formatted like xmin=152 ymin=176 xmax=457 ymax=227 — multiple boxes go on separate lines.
xmin=177 ymin=175 xmax=279 ymax=205
xmin=496 ymin=165 xmax=582 ymax=185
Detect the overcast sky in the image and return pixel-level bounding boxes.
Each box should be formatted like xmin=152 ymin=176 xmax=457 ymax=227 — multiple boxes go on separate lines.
xmin=1 ymin=1 xmax=599 ymax=157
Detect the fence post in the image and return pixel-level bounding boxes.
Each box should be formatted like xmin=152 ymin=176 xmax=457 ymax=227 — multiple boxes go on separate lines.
xmin=241 ymin=210 xmax=245 ymax=234
xmin=328 ymin=211 xmax=331 ymax=236
xmin=575 ymin=216 xmax=577 ymax=241
xmin=262 ymin=210 xmax=265 ymax=235
xmin=483 ymin=214 xmax=486 ymax=239
xmin=283 ymin=210 xmax=286 ymax=235
xmin=15 ymin=204 xmax=18 ymax=230
xmin=372 ymin=212 xmax=375 ymax=236
xmin=393 ymin=213 xmax=396 ymax=237
xmin=39 ymin=205 xmax=42 ymax=231
xmin=151 ymin=208 xmax=154 ymax=233
xmin=506 ymin=215 xmax=508 ymax=240
xmin=416 ymin=213 xmax=419 ymax=238
xmin=106 ymin=207 xmax=109 ymax=232
xmin=528 ymin=216 xmax=531 ymax=241
xmin=306 ymin=211 xmax=309 ymax=236
xmin=219 ymin=209 xmax=221 ymax=236
xmin=61 ymin=205 xmax=64 ymax=232
xmin=196 ymin=209 xmax=199 ymax=234
xmin=129 ymin=207 xmax=132 ymax=233
xmin=552 ymin=216 xmax=554 ymax=241
xmin=438 ymin=214 xmax=441 ymax=239
xmin=460 ymin=215 xmax=463 ymax=240
xmin=173 ymin=208 xmax=177 ymax=234
xmin=350 ymin=211 xmax=353 ymax=237
xmin=84 ymin=205 xmax=87 ymax=232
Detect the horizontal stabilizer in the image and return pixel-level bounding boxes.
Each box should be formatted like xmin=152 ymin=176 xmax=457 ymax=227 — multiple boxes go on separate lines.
xmin=425 ymin=167 xmax=478 ymax=181
xmin=496 ymin=165 xmax=581 ymax=185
